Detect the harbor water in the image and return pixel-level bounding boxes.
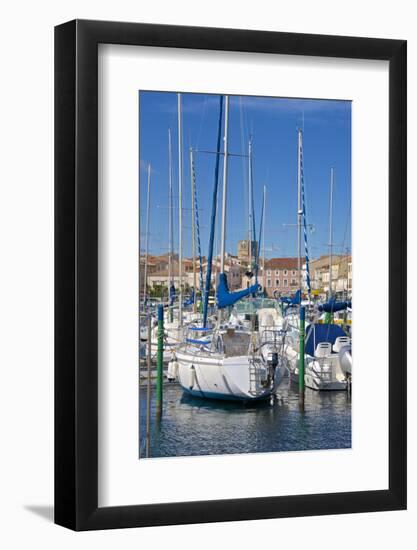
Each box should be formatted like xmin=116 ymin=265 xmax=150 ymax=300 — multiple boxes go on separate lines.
xmin=139 ymin=373 xmax=351 ymax=459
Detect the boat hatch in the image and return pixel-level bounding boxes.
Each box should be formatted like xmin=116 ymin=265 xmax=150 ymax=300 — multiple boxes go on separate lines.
xmin=221 ymin=330 xmax=251 ymax=357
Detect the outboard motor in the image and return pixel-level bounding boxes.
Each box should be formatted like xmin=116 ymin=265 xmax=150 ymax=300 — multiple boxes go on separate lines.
xmin=261 ymin=351 xmax=279 ymax=389
xmin=339 ymin=345 xmax=352 ymax=377
xmin=267 ymin=352 xmax=279 ymax=368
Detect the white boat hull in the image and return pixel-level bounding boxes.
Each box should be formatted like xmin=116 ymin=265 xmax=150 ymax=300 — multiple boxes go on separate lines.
xmin=175 ymin=347 xmax=285 ymax=401
xmin=283 ymin=344 xmax=348 ymax=391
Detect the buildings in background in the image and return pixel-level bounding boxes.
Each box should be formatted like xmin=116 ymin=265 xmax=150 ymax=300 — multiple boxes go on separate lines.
xmin=237 ymin=239 xmax=258 ymax=264
xmin=141 ymin=252 xmax=243 ymax=297
xmin=308 ymin=254 xmax=352 ymax=298
xmin=140 ymin=249 xmax=352 ymax=300
xmin=259 ymin=258 xmax=300 ymax=297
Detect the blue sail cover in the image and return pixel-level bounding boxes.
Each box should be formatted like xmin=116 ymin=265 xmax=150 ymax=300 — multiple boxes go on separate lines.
xmin=305 ymin=323 xmax=347 ymax=357
xmin=183 ymin=289 xmax=195 ymax=307
xmin=318 ymin=299 xmax=351 ymax=313
xmin=280 ymin=289 xmax=301 ymax=306
xmin=216 ymin=273 xmax=259 ymax=309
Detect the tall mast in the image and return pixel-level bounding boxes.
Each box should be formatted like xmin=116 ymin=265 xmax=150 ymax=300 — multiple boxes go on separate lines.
xmin=328 ymin=167 xmax=334 ymax=298
xmin=177 ymin=93 xmax=183 ymax=325
xmin=168 ymin=128 xmax=173 ymax=293
xmin=297 ymin=128 xmax=303 ymax=293
xmin=202 ymin=95 xmax=224 ymax=328
xmin=262 ymin=185 xmax=266 ymax=290
xmin=215 ymin=191 xmax=220 ymax=301
xmin=248 ymin=137 xmax=253 ymax=276
xmin=220 ymin=95 xmax=230 ymax=273
xmin=190 ymin=147 xmax=197 ymax=313
xmin=143 ymin=163 xmax=151 ymax=310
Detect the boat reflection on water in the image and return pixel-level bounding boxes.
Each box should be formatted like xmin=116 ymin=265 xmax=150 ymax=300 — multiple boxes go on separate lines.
xmin=178 ymin=388 xmax=274 ymax=411
xmin=139 ymin=375 xmax=351 ymax=459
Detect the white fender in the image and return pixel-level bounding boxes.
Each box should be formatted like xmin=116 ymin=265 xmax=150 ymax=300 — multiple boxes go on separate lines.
xmin=167 ymin=360 xmax=179 ymax=381
xmin=189 ymin=365 xmax=196 ymax=390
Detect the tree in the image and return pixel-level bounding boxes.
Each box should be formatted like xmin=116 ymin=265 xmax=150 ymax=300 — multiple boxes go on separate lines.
xmin=149 ymin=284 xmax=167 ymax=299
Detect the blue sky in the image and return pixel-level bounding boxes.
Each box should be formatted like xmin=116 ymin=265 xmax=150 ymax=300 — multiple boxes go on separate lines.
xmin=139 ymin=91 xmax=351 ymax=260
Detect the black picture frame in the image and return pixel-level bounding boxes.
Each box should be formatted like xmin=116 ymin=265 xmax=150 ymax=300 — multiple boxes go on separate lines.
xmin=55 ymin=19 xmax=407 ymax=531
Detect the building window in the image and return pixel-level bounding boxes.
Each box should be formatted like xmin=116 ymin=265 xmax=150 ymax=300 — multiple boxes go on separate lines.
xmin=292 ymin=270 xmax=296 ymax=276
xmin=267 ymin=279 xmax=271 ymax=287
xmin=284 ymin=270 xmax=288 ymax=275
xmin=267 ymin=270 xmax=271 ymax=276
xmin=291 ymin=279 xmax=297 ymax=285
xmin=275 ymin=270 xmax=279 ymax=276
xmin=275 ymin=279 xmax=280 ymax=287
xmin=283 ymin=279 xmax=288 ymax=287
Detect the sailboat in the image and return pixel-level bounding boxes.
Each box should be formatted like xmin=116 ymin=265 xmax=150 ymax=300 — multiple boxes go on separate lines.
xmin=150 ymin=99 xmax=187 ymax=361
xmin=151 ymin=96 xmax=210 ymax=363
xmin=283 ymin=321 xmax=349 ymax=390
xmin=283 ymin=131 xmax=350 ymax=391
xmin=171 ymin=95 xmax=285 ymax=401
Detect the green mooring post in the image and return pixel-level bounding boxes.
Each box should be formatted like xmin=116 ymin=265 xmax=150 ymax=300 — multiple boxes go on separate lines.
xmin=156 ymin=304 xmax=164 ymax=414
xmin=299 ymin=305 xmax=306 ymax=409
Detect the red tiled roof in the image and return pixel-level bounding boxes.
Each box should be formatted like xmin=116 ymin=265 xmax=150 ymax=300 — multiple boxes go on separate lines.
xmin=265 ymin=257 xmax=299 ymax=269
